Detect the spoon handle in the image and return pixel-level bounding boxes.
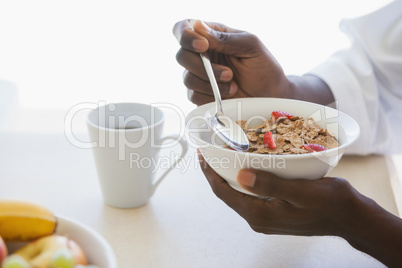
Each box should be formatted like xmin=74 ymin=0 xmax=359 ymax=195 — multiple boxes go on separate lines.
xmin=200 ymin=53 xmax=224 ymax=115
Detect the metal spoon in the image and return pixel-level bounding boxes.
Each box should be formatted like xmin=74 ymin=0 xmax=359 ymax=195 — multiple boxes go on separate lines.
xmin=200 ymin=53 xmax=250 ymax=151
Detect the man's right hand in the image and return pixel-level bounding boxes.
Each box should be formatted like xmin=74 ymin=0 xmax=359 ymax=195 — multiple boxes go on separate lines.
xmin=173 ymin=20 xmax=291 ymax=106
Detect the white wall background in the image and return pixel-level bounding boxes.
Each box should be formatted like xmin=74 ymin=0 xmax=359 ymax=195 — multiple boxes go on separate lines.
xmin=0 ymin=0 xmax=391 ymax=132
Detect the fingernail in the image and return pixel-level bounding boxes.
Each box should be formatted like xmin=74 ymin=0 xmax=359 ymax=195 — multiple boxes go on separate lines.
xmin=189 ymin=19 xmax=196 ymax=28
xmin=220 ymin=70 xmax=231 ymax=81
xmin=237 ymin=170 xmax=256 ymax=187
xmin=228 ymin=82 xmax=237 ymax=95
xmin=200 ymin=21 xmax=211 ymax=32
xmin=192 ymin=39 xmax=207 ymax=51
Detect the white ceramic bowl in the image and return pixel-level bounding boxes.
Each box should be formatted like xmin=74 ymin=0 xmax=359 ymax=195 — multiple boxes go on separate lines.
xmin=185 ymin=98 xmax=360 ymax=195
xmin=6 ymin=215 xmax=117 ymax=268
xmin=55 ymin=215 xmax=117 ymax=268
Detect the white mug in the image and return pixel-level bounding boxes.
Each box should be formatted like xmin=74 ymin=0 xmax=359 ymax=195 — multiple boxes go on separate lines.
xmin=87 ymin=102 xmax=188 ymax=208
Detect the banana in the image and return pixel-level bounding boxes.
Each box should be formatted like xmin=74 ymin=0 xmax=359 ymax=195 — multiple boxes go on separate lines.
xmin=0 ymin=200 xmax=57 ymax=242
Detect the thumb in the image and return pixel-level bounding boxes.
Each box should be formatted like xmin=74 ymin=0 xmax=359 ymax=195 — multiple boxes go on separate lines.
xmin=237 ymin=169 xmax=307 ymax=201
xmin=193 ymin=20 xmax=262 ymax=57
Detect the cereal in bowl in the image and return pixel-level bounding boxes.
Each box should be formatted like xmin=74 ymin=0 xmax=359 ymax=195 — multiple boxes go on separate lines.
xmin=234 ymin=111 xmax=339 ymax=155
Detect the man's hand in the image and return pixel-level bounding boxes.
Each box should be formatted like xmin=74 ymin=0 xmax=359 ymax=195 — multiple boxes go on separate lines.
xmin=197 ymin=151 xmax=402 ymax=267
xmin=173 ymin=20 xmax=335 ymax=106
xmin=173 ymin=20 xmax=290 ymax=106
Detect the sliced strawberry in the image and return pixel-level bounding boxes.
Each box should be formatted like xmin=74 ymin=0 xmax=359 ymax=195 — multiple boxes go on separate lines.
xmin=263 ymin=131 xmax=276 ymax=149
xmin=271 ymin=111 xmax=293 ymax=122
xmin=302 ymin=144 xmax=328 ymax=153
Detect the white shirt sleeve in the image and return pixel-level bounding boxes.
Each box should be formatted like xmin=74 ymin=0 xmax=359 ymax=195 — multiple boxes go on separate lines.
xmin=308 ymin=0 xmax=402 ymax=155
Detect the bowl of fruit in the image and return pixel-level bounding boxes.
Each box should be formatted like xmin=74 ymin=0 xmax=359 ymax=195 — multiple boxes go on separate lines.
xmin=0 ymin=200 xmax=117 ymax=268
xmin=185 ymin=98 xmax=360 ymax=195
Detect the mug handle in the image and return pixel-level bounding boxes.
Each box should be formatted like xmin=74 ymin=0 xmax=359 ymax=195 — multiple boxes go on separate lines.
xmin=150 ymin=134 xmax=188 ymax=196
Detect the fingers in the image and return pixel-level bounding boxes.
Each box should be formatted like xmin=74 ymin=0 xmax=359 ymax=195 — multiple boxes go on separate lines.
xmin=237 ymin=169 xmax=333 ymax=207
xmin=187 ymin=89 xmax=213 ymax=106
xmin=197 ymin=151 xmax=296 ymax=232
xmin=197 ymin=150 xmax=241 ymax=198
xmin=192 ymin=20 xmax=262 ymax=57
xmin=177 ymin=50 xmax=237 ymax=100
xmin=176 ymin=49 xmax=233 ymax=83
xmin=183 ymin=69 xmax=238 ymax=106
xmin=173 ymin=19 xmax=208 ymax=52
xmin=173 ymin=19 xmax=241 ymax=52
xmin=197 ymin=151 xmax=256 ymax=211
xmin=174 ymin=19 xmax=240 ymax=106
xmin=197 ymin=152 xmax=343 ymax=236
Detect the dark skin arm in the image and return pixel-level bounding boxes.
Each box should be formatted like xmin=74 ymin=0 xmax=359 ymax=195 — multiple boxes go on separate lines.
xmin=173 ymin=20 xmax=335 ymax=106
xmin=197 ymin=153 xmax=402 ymax=268
xmin=174 ymin=19 xmax=402 ymax=266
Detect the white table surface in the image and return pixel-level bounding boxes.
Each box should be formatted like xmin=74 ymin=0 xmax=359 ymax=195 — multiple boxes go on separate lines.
xmin=0 ymin=131 xmax=400 ymax=268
